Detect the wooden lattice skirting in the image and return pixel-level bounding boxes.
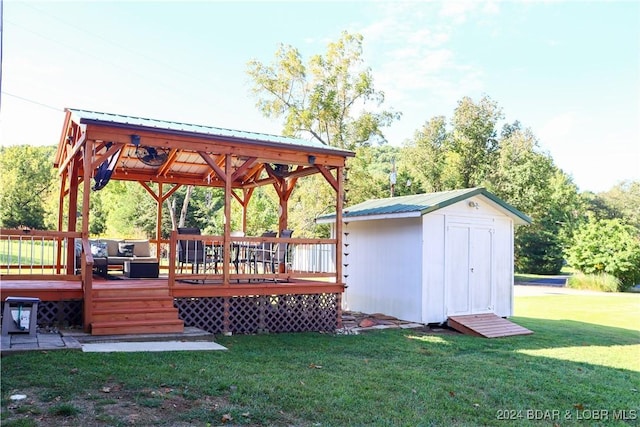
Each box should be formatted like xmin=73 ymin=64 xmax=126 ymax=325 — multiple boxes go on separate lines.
xmin=0 ymin=300 xmax=84 ymax=329
xmin=1 ymin=293 xmax=340 ymax=335
xmin=174 ymin=293 xmax=340 ymax=334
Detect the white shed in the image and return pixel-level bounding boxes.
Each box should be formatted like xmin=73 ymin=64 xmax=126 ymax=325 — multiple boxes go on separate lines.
xmin=317 ymin=188 xmax=531 ymax=325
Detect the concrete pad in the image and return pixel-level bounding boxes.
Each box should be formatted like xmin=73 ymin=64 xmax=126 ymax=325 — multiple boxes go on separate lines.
xmin=82 ymin=340 xmax=227 ymax=353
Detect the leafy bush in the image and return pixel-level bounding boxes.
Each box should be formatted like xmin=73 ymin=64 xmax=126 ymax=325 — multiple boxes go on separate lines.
xmin=566 ymin=218 xmax=640 ymax=291
xmin=566 ymin=272 xmax=620 ymax=292
xmin=515 ymin=224 xmax=565 ymax=275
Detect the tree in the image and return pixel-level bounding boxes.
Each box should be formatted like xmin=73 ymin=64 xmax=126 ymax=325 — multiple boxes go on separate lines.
xmin=402 ymin=95 xmax=502 ymax=191
xmin=247 ymin=31 xmax=399 ymax=236
xmin=0 ymin=145 xmax=57 ymax=229
xmin=404 ymin=104 xmax=581 ymax=274
xmin=584 ymin=180 xmax=640 ymax=230
xmin=448 ymin=96 xmax=502 ymax=188
xmin=403 ymin=116 xmax=448 ymax=192
xmin=566 ymin=218 xmax=640 ymax=291
xmin=487 ymin=122 xmax=581 ymax=274
xmin=247 ymin=31 xmax=400 ymax=150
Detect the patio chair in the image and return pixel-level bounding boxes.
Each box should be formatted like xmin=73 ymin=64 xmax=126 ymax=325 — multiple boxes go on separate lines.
xmin=230 ymin=230 xmax=248 ymax=275
xmin=177 ymin=227 xmax=213 ymax=274
xmin=252 ymin=231 xmax=278 ymax=273
xmin=256 ymin=229 xmax=293 ymax=275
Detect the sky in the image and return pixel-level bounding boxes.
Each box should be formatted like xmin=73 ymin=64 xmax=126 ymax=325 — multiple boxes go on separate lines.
xmin=1 ymin=0 xmax=638 ymax=193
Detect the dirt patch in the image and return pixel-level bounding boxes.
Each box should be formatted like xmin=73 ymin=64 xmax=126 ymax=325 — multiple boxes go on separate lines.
xmin=341 ymin=311 xmax=459 ymax=335
xmin=2 ymin=385 xmax=264 ymax=426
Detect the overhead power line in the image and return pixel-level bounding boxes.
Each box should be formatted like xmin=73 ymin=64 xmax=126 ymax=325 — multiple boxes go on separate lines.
xmin=2 ymin=91 xmax=64 ymax=112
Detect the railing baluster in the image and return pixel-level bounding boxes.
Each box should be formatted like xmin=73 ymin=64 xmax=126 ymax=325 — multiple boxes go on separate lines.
xmin=18 ymin=236 xmax=22 ymax=274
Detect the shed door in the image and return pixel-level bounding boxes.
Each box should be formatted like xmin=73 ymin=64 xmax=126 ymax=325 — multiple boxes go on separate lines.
xmin=445 ymin=224 xmax=494 ymax=316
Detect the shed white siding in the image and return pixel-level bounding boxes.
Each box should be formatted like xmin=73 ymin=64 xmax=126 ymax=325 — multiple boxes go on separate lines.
xmin=341 ymin=194 xmax=518 ymax=325
xmin=343 ymin=217 xmax=423 ymax=322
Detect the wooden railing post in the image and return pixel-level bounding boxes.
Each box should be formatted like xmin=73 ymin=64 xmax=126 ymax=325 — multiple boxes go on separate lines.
xmin=81 ymin=238 xmax=94 ymax=333
xmin=168 ymin=230 xmax=177 ymax=294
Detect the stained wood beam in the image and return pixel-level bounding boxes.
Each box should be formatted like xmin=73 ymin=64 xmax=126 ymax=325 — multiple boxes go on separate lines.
xmin=86 ymin=125 xmax=349 ymax=167
xmin=231 ymin=157 xmax=257 ymax=182
xmin=317 ymin=165 xmax=339 ymax=192
xmin=199 ymin=151 xmax=226 ymax=182
xmin=57 ymin=132 xmax=86 ymax=176
xmin=91 ymin=142 xmax=124 ymax=170
xmin=139 ymin=181 xmax=159 ymax=202
xmin=54 ymin=110 xmax=73 ymax=167
xmin=158 ymin=148 xmax=180 ymax=177
xmin=160 ymin=184 xmax=182 ymax=202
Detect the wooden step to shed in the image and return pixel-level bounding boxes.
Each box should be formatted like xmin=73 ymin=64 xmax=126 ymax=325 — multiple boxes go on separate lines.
xmin=447 ymin=313 xmax=533 ymax=338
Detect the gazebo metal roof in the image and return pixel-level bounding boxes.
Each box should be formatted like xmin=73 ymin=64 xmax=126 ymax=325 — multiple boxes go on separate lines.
xmin=55 ymin=108 xmax=354 ymax=189
xmin=65 ymin=109 xmax=350 ymax=154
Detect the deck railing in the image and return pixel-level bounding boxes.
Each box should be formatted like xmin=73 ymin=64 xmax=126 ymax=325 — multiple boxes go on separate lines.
xmin=0 ymin=229 xmax=83 ymax=277
xmin=168 ymin=232 xmax=338 ymax=286
xmin=1 ymin=229 xmax=97 ymax=332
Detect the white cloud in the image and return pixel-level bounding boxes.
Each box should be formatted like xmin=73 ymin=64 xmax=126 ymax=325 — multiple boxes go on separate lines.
xmin=439 ymin=1 xmax=478 ymax=24
xmin=539 ymin=111 xmax=578 ymax=141
xmin=536 ymin=111 xmax=640 ymax=192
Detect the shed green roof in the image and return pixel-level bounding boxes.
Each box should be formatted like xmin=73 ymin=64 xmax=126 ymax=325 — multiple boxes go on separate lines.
xmin=319 ymin=188 xmax=532 ymax=224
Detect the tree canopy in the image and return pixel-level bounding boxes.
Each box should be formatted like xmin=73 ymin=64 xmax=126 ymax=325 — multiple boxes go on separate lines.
xmin=0 ymin=145 xmax=57 ymax=229
xmin=247 ymin=31 xmax=400 ymax=150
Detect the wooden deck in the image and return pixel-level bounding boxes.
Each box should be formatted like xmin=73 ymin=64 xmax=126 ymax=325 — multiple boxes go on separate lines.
xmin=447 ymin=313 xmax=533 ymax=338
xmin=0 ymin=276 xmax=344 ymax=301
xmin=1 ymin=276 xmax=345 ymax=335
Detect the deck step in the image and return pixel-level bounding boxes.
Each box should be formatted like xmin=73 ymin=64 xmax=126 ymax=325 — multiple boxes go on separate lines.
xmin=92 ymin=307 xmax=180 ymax=323
xmin=91 ymin=287 xmax=183 ymax=335
xmin=92 ymin=296 xmax=175 ymax=310
xmin=447 ymin=313 xmax=533 ymax=338
xmin=91 ymin=319 xmax=184 ymax=336
xmin=93 ymin=287 xmax=170 ymax=299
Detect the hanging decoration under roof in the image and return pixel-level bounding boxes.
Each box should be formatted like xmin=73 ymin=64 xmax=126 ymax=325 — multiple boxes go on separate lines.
xmin=93 ymin=142 xmax=121 ymax=191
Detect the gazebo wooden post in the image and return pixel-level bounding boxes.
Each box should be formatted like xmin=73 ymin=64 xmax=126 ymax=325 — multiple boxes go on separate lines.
xmin=222 ymin=154 xmax=232 ymax=286
xmin=81 ymin=142 xmax=92 ymax=236
xmin=240 ymin=189 xmax=252 ymax=233
xmin=335 ymin=166 xmax=345 ymax=329
xmin=156 ymin=182 xmax=163 ymax=266
xmin=222 ymin=154 xmax=232 ymax=334
xmin=82 ymin=140 xmax=94 ymax=333
xmin=66 ymin=159 xmax=79 ymax=275
xmin=56 ymin=170 xmax=67 ymax=274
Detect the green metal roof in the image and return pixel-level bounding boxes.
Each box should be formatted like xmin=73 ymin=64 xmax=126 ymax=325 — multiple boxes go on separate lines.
xmin=67 ymin=108 xmax=354 ymax=157
xmin=319 ymin=188 xmax=532 ymax=224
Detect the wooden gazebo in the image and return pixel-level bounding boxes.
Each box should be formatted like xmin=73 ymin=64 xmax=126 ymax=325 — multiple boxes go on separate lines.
xmin=1 ymin=108 xmax=353 ymax=335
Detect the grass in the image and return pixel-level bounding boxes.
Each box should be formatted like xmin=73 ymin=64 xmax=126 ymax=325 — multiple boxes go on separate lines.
xmin=567 ymin=272 xmax=621 ymax=292
xmin=2 ymin=294 xmax=639 ymax=426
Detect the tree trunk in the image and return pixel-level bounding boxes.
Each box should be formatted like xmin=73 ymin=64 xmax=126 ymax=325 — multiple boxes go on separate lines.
xmin=178 ymin=185 xmax=194 ymax=228
xmin=166 ymin=198 xmax=177 ymax=230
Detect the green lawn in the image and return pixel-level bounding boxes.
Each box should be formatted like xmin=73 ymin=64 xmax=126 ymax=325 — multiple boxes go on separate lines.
xmin=2 ymin=293 xmax=639 ymax=426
